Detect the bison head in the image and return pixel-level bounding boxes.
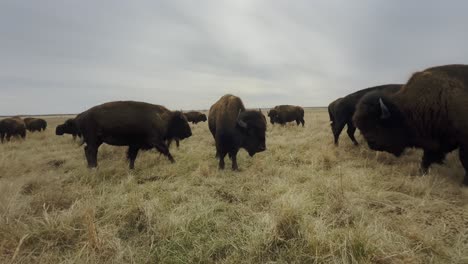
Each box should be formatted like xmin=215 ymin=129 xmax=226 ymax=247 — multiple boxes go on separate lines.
xmin=353 ymin=93 xmax=411 ymax=157
xmin=55 ymin=119 xmax=77 ymax=136
xmin=237 ymin=110 xmax=267 ymax=156
xmin=201 ymin=114 xmax=207 ymax=122
xmin=267 ymin=109 xmax=278 ymax=124
xmin=168 ymin=111 xmax=192 ymax=140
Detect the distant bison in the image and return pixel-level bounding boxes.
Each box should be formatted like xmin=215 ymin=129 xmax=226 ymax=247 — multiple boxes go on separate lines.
xmin=328 ymin=84 xmax=402 ymax=145
xmin=184 ymin=111 xmax=207 ymax=124
xmin=267 ymin=105 xmax=305 ymax=126
xmin=353 ymin=64 xmax=468 ymax=186
xmin=56 ymin=118 xmax=81 ymax=140
xmin=74 ymin=101 xmax=192 ymax=169
xmin=209 ymin=94 xmax=266 ymax=170
xmin=24 ymin=117 xmax=47 ymax=132
xmin=0 ymin=117 xmax=26 ymax=143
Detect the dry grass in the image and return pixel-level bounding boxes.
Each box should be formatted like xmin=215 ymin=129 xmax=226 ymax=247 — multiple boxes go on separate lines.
xmin=0 ymin=109 xmax=467 ymax=264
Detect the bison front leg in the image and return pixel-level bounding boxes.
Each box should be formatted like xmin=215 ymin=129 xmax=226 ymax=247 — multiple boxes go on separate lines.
xmin=127 ymin=145 xmax=140 ymax=169
xmin=458 ymin=147 xmax=468 ymax=186
xmin=230 ymin=151 xmax=239 ymax=171
xmin=155 ymin=142 xmax=175 ymax=163
xmin=218 ymin=152 xmax=226 ymax=170
xmin=421 ymin=150 xmax=446 ymax=174
xmin=84 ymin=144 xmax=100 ymax=168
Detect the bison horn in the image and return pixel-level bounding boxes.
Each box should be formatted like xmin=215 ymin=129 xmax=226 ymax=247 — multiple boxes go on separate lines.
xmin=379 ymin=98 xmax=390 ymax=119
xmin=237 ymin=119 xmax=248 ymax=128
xmin=237 ymin=109 xmax=248 ymax=128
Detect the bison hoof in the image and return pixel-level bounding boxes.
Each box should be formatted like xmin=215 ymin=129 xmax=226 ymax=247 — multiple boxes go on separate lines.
xmin=419 ymin=167 xmax=429 ymax=175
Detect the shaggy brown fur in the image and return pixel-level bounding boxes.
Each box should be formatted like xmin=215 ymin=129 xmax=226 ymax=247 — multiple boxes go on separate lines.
xmin=208 ymin=94 xmax=267 ymax=170
xmin=353 ymin=64 xmax=468 ymax=186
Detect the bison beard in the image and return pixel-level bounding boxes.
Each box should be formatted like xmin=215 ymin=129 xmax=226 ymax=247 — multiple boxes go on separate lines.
xmin=353 ymin=64 xmax=468 ymax=186
xmin=209 ymin=95 xmax=267 ymax=171
xmin=73 ymin=101 xmax=192 ymax=169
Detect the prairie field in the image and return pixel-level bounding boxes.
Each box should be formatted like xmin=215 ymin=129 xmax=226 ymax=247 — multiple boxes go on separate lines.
xmin=1 ymin=109 xmax=467 ymax=264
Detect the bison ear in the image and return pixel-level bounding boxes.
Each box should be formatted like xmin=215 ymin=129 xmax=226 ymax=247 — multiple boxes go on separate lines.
xmin=379 ymin=98 xmax=391 ymax=119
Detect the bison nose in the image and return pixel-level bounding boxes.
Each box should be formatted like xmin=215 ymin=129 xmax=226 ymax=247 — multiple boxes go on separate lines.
xmin=258 ymin=145 xmax=266 ymax=152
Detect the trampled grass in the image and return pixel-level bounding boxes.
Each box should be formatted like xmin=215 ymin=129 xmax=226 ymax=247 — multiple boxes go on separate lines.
xmin=0 ymin=109 xmax=467 ymax=263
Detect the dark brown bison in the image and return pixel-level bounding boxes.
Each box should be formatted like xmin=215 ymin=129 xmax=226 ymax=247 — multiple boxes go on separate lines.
xmin=353 ymin=64 xmax=468 ymax=186
xmin=328 ymin=84 xmax=402 ymax=145
xmin=24 ymin=117 xmax=47 ymax=132
xmin=73 ymin=101 xmax=192 ymax=169
xmin=267 ymin=105 xmax=305 ymax=126
xmin=0 ymin=117 xmax=26 ymax=143
xmin=184 ymin=111 xmax=207 ymax=124
xmin=208 ymin=94 xmax=267 ymax=170
xmin=56 ymin=118 xmax=81 ymax=140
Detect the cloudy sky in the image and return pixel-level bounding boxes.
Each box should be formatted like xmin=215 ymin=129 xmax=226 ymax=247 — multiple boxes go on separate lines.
xmin=1 ymin=0 xmax=468 ymax=115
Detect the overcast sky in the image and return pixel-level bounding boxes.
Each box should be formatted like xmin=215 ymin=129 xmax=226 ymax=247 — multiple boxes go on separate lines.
xmin=1 ymin=0 xmax=468 ymax=115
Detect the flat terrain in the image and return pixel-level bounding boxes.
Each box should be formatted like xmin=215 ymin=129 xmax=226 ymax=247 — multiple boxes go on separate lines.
xmin=0 ymin=109 xmax=467 ymax=264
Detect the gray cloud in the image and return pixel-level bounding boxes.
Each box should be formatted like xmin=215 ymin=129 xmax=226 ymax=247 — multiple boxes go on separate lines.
xmin=1 ymin=0 xmax=468 ymax=114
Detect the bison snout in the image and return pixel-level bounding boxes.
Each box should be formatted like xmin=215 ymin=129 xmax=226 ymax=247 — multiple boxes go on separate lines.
xmin=258 ymin=145 xmax=266 ymax=152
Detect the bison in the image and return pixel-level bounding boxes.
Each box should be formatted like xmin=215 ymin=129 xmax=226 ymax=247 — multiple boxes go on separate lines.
xmin=56 ymin=118 xmax=81 ymax=140
xmin=0 ymin=117 xmax=26 ymax=143
xmin=267 ymin=105 xmax=305 ymax=127
xmin=353 ymin=64 xmax=468 ymax=186
xmin=24 ymin=117 xmax=47 ymax=132
xmin=73 ymin=101 xmax=192 ymax=169
xmin=328 ymin=84 xmax=402 ymax=146
xmin=184 ymin=111 xmax=207 ymax=124
xmin=208 ymin=94 xmax=267 ymax=170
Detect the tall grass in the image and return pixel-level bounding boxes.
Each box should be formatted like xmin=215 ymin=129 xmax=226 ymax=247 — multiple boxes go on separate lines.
xmin=0 ymin=110 xmax=467 ymax=263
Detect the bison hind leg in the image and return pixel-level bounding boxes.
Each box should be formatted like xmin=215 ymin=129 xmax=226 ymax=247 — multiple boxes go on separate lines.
xmin=127 ymin=145 xmax=140 ymax=169
xmin=346 ymin=122 xmax=358 ymax=146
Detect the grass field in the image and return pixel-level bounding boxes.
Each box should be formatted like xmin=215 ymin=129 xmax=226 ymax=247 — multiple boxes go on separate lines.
xmin=0 ymin=109 xmax=467 ymax=264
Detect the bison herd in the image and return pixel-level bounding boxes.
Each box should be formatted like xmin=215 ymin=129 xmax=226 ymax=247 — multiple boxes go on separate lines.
xmin=1 ymin=64 xmax=467 ymax=186
xmin=0 ymin=116 xmax=46 ymax=142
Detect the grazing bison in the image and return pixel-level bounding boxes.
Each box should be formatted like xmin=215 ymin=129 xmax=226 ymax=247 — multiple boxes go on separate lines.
xmin=73 ymin=101 xmax=192 ymax=169
xmin=353 ymin=64 xmax=468 ymax=186
xmin=209 ymin=94 xmax=267 ymax=170
xmin=56 ymin=118 xmax=81 ymax=140
xmin=0 ymin=117 xmax=26 ymax=143
xmin=267 ymin=105 xmax=305 ymax=126
xmin=184 ymin=111 xmax=207 ymax=124
xmin=24 ymin=117 xmax=47 ymax=132
xmin=328 ymin=84 xmax=402 ymax=145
